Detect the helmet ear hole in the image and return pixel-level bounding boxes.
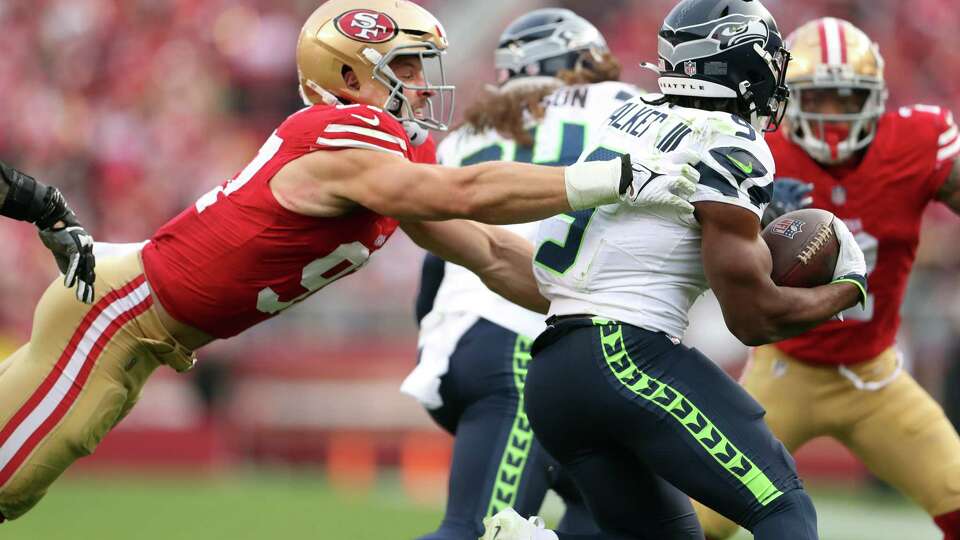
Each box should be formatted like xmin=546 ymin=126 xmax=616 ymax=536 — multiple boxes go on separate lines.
xmin=341 ymin=66 xmax=360 ymax=91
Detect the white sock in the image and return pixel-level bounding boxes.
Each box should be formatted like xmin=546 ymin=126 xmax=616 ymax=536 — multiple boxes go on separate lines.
xmin=533 ymin=529 xmax=559 ymax=540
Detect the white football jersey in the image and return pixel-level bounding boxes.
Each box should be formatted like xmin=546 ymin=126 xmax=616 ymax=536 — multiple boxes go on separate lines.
xmin=533 ymin=96 xmax=775 ymax=339
xmin=425 ymin=81 xmax=642 ymax=338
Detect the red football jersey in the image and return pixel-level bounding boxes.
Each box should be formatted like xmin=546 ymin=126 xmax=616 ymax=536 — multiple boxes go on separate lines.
xmin=142 ymin=104 xmax=429 ymax=338
xmin=770 ymin=105 xmax=958 ymax=365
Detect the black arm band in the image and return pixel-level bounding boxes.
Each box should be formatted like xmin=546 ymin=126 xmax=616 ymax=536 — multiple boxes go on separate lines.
xmin=0 ymin=164 xmax=71 ymax=229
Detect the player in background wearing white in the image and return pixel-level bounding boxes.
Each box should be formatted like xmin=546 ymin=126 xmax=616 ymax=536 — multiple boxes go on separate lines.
xmin=404 ymin=10 xmax=640 ymax=539
xmin=481 ymin=0 xmax=869 ymax=539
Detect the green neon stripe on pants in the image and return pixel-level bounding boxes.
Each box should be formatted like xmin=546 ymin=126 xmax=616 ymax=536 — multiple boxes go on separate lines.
xmin=486 ymin=334 xmax=535 ymax=517
xmin=595 ymin=320 xmax=783 ymax=507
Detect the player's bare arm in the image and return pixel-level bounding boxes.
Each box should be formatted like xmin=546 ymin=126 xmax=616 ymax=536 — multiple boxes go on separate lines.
xmin=401 ymin=220 xmax=548 ymax=314
xmin=937 ymin=156 xmax=960 ymax=212
xmin=273 ymin=147 xmax=576 ymax=222
xmin=698 ymin=201 xmax=862 ymax=346
xmin=271 ymin=146 xmax=699 ymax=224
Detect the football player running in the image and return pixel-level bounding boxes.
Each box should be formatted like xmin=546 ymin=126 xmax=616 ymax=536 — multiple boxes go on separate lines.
xmin=0 ymin=0 xmax=702 ymax=523
xmin=481 ymin=0 xmax=870 ymax=539
xmin=404 ymin=9 xmax=636 ymax=538
xmin=694 ymin=17 xmax=960 ymax=540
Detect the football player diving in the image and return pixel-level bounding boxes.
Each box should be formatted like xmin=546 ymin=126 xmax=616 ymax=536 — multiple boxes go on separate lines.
xmin=0 ymin=0 xmax=702 ymax=523
xmin=482 ymin=0 xmax=870 ymax=539
xmin=405 ymin=9 xmax=640 ymax=539
xmin=694 ymin=17 xmax=960 ymax=540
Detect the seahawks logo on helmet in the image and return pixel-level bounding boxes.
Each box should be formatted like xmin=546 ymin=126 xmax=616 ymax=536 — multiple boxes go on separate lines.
xmin=711 ymin=16 xmax=769 ymax=50
xmin=660 ymin=14 xmax=768 ymax=67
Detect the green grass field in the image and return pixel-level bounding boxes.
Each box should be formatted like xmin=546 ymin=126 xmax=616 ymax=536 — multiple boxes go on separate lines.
xmin=2 ymin=469 xmax=939 ymax=539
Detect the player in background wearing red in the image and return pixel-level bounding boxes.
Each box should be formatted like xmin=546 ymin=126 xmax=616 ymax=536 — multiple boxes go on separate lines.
xmin=694 ymin=17 xmax=960 ymax=540
xmin=0 ymin=0 xmax=702 ymax=523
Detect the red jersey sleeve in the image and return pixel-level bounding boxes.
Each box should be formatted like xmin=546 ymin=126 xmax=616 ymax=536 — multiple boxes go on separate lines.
xmin=898 ymin=104 xmax=958 ymax=199
xmin=278 ymin=104 xmax=414 ymax=161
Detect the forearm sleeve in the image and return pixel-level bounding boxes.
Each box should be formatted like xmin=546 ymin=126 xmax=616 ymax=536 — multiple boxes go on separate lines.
xmin=0 ymin=163 xmax=70 ymax=228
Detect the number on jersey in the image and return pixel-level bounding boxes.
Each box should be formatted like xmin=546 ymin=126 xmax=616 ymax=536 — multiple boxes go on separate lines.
xmin=460 ymin=122 xmax=587 ymax=166
xmin=533 ymin=147 xmax=623 ymax=275
xmin=196 ymin=132 xmax=284 ymax=213
xmin=256 ymin=242 xmax=371 ymax=314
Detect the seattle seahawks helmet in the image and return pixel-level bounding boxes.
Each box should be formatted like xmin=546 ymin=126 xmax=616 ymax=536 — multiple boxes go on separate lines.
xmin=494 ymin=8 xmax=608 ymax=90
xmin=644 ymin=0 xmax=791 ymax=131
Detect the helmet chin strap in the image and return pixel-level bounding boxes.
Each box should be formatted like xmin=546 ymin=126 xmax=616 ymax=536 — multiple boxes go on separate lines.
xmin=403 ymin=120 xmax=429 ymax=147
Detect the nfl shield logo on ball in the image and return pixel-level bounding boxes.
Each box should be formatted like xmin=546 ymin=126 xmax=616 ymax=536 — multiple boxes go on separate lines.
xmin=771 ymin=218 xmax=804 ymax=239
xmin=684 ymin=60 xmax=697 ymax=76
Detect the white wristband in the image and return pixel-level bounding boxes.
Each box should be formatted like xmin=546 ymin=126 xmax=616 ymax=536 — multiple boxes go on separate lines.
xmin=563 ymin=159 xmax=621 ymax=210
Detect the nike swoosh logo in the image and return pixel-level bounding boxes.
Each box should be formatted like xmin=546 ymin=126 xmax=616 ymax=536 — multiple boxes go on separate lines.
xmin=726 ymin=154 xmax=754 ymax=174
xmin=351 ymin=114 xmax=380 ymax=127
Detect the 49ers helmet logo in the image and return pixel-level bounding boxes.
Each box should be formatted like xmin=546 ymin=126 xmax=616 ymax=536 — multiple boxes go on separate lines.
xmin=335 ymin=9 xmax=399 ymax=43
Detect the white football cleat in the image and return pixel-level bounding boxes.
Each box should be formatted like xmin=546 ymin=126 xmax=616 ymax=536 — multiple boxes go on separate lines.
xmin=480 ymin=507 xmax=551 ymax=540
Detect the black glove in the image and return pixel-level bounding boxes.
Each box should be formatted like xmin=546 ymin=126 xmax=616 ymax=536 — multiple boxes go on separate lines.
xmin=760 ymin=178 xmax=814 ymax=228
xmin=1 ymin=160 xmax=97 ymax=303
xmin=38 ymin=212 xmax=96 ymax=304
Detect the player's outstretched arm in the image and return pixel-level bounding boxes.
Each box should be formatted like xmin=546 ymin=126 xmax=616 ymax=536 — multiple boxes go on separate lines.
xmin=294 ymin=148 xmax=697 ymax=224
xmin=698 ymin=201 xmax=862 ymax=346
xmin=0 ymin=160 xmax=96 ymax=303
xmin=400 ymin=221 xmax=548 ymax=314
xmin=325 ymin=148 xmax=626 ymax=223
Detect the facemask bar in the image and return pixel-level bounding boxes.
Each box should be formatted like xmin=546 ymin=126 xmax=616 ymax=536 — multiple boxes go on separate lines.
xmin=786 ymin=79 xmax=887 ymax=164
xmin=370 ymin=43 xmax=456 ymax=132
xmin=753 ymin=44 xmax=791 ymax=132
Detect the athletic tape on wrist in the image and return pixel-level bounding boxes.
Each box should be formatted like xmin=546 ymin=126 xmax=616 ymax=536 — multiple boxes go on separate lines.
xmin=831 ymin=275 xmax=867 ymax=308
xmin=563 ymin=159 xmax=620 ymax=210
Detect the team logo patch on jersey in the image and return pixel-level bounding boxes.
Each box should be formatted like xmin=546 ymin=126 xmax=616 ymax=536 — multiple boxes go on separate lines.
xmin=770 ymin=218 xmax=804 ymax=239
xmin=335 ymin=10 xmax=399 ymax=43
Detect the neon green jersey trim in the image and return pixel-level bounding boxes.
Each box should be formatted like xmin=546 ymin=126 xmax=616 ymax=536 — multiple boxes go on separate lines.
xmin=486 ymin=334 xmax=535 ymax=517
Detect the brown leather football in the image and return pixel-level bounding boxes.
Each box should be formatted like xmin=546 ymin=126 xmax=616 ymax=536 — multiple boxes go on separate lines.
xmin=761 ymin=208 xmax=840 ymax=288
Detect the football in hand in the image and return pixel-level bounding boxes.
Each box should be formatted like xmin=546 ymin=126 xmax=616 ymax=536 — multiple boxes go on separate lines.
xmin=762 ymin=208 xmax=840 ymax=288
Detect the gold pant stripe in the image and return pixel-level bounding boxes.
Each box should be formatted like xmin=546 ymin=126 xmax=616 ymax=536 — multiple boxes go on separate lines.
xmin=0 ymin=275 xmax=151 ymax=487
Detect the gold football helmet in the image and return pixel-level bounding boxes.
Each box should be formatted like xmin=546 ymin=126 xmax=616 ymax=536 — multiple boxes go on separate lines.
xmin=297 ymin=0 xmax=454 ymax=131
xmin=784 ymin=18 xmax=887 ymax=164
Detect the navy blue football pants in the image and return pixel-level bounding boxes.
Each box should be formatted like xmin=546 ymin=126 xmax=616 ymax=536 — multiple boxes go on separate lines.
xmin=416 ymin=319 xmax=599 ymax=540
xmin=524 ymin=318 xmax=818 ymax=540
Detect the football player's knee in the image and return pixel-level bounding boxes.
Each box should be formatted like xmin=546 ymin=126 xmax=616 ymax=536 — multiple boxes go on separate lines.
xmin=74 ymin=385 xmax=129 ymax=456
xmin=655 ymin=514 xmax=703 ymax=540
xmin=0 ymin=476 xmax=49 ymax=521
xmin=694 ymin=500 xmax=740 ymax=540
xmin=748 ymin=489 xmax=817 ymax=539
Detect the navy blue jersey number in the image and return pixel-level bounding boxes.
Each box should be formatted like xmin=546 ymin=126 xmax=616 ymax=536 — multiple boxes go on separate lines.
xmin=461 ymin=123 xmax=586 ymax=166
xmin=533 ymin=147 xmax=623 ymax=275
xmin=730 ymin=115 xmax=757 ymax=141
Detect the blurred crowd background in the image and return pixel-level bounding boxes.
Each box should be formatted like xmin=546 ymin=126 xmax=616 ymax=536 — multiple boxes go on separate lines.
xmin=0 ymin=0 xmax=958 ymax=507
